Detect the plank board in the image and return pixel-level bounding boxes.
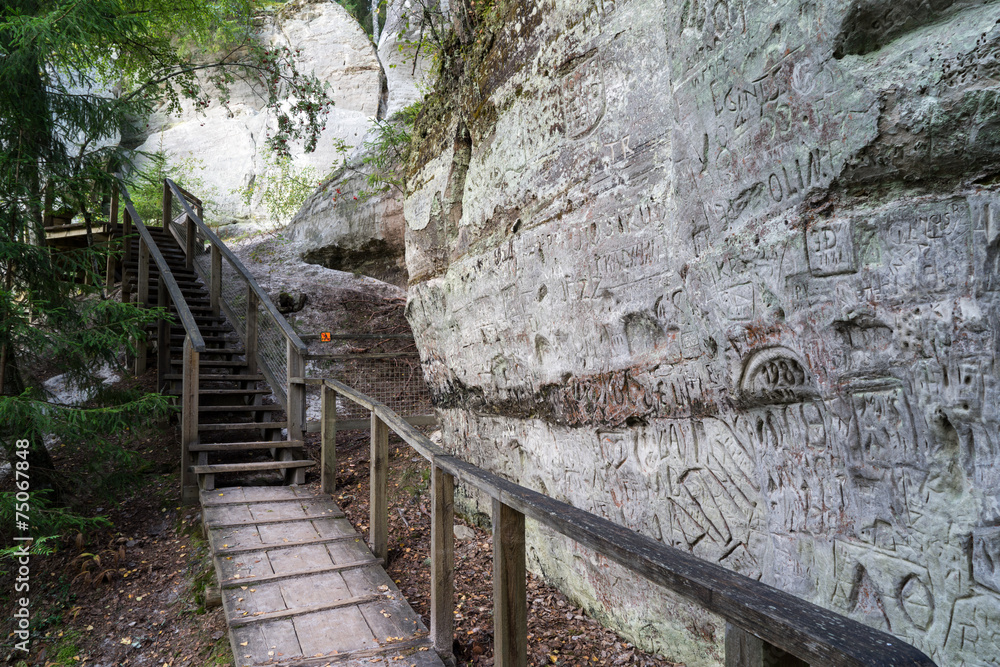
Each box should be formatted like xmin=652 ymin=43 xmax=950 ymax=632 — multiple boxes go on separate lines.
xmin=201 ymin=487 xmax=445 ymax=667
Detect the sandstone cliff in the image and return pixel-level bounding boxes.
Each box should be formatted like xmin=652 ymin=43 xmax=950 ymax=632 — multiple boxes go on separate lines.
xmin=403 ymin=1 xmax=1000 ymax=664
xmin=136 ymin=0 xmax=383 ymax=225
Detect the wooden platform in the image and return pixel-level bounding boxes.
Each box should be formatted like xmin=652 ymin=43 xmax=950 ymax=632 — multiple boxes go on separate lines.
xmin=201 ymin=486 xmax=445 ymax=667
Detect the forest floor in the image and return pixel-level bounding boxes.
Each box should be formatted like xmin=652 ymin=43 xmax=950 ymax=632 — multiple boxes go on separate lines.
xmin=0 ymin=370 xmax=232 ymax=667
xmin=0 ymin=368 xmax=684 ymax=667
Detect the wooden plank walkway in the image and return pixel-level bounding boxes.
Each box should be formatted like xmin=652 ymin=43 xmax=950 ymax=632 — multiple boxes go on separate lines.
xmin=201 ymin=486 xmax=446 ymax=667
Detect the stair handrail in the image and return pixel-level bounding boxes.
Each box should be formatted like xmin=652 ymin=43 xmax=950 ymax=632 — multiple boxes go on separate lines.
xmin=155 ymin=179 xmax=935 ymax=666
xmin=164 ymin=177 xmax=307 ymax=356
xmin=311 ymin=374 xmax=939 ymax=667
xmin=116 ymin=177 xmax=204 ymax=505
xmin=118 ymin=180 xmax=206 ymax=353
xmin=164 ymin=177 xmax=308 ymax=447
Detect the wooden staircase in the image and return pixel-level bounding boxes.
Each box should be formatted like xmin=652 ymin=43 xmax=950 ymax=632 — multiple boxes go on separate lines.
xmin=124 ymin=226 xmax=314 ymax=492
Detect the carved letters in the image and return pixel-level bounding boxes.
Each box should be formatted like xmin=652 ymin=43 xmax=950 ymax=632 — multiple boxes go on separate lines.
xmin=807 ymin=218 xmax=856 ymax=276
xmin=401 ymin=0 xmax=1000 ymax=662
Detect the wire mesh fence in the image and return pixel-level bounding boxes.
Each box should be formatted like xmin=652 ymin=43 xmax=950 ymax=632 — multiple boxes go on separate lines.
xmin=306 ymin=351 xmax=432 ymax=422
xmin=257 ymin=307 xmax=289 ymax=401
xmin=172 ymin=175 xmax=432 ymax=425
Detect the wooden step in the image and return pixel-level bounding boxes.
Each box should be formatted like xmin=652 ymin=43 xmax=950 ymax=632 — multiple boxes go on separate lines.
xmin=123 ymin=262 xmax=194 ymax=274
xmin=169 ymin=359 xmax=247 ymax=367
xmin=167 ymin=335 xmax=238 ymax=344
xmin=168 ymin=305 xmax=215 ymax=313
xmin=148 ymin=292 xmax=209 ymax=303
xmin=125 ymin=278 xmax=201 ymax=289
xmin=166 ymin=388 xmax=272 ymax=396
xmin=146 ymin=324 xmax=233 ymax=333
xmin=166 ymin=346 xmax=243 ymax=355
xmin=166 ymin=350 xmax=245 ymax=358
xmin=125 ymin=246 xmax=185 ymax=256
xmin=188 ymin=440 xmax=304 ymax=452
xmin=132 ymin=286 xmax=206 ymax=297
xmin=163 ymin=373 xmax=264 ymax=381
xmin=198 ymin=404 xmax=282 ymax=412
xmin=125 ymin=262 xmax=195 ymax=276
xmin=227 ymin=594 xmax=377 ymax=628
xmin=190 ymin=460 xmax=312 ymax=475
xmin=197 ymin=421 xmax=287 ymax=431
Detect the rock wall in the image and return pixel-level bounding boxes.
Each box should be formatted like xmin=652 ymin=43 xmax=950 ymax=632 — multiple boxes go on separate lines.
xmin=285 ymin=0 xmax=437 ymax=283
xmin=287 ymin=141 xmax=409 ymax=286
xmin=136 ymin=0 xmax=382 ymax=224
xmin=403 ymin=0 xmax=1000 ymax=664
xmin=378 ymin=0 xmax=439 ymax=115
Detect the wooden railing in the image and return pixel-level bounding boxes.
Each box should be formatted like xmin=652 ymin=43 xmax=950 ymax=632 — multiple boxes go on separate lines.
xmin=306 ymin=384 xmax=938 ymax=667
xmin=114 ymin=179 xmax=206 ymax=504
xmin=162 ymin=178 xmax=311 ymax=499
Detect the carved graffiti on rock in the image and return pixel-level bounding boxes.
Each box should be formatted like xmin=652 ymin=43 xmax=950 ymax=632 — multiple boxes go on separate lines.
xmin=944 ymin=595 xmax=1000 ymax=659
xmin=399 ymin=0 xmax=1000 ymax=661
xmin=561 ymin=54 xmax=606 ymax=139
xmin=807 ymin=217 xmax=857 ymax=276
xmin=973 ymin=526 xmax=1000 ymax=594
xmin=739 ymin=347 xmax=816 ymax=405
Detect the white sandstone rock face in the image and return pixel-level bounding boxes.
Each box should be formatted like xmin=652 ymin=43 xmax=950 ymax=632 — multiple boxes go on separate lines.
xmin=286 ymin=145 xmax=408 ymax=286
xmin=378 ymin=0 xmax=438 ymax=115
xmin=282 ymin=0 xmax=436 ymax=283
xmin=403 ymin=0 xmax=1000 ymax=664
xmin=137 ymin=0 xmax=382 ymax=224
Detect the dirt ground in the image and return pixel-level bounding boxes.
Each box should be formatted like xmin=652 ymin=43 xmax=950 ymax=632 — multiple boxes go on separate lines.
xmin=1 ymin=369 xmax=683 ymax=667
xmin=0 ymin=370 xmax=231 ymax=667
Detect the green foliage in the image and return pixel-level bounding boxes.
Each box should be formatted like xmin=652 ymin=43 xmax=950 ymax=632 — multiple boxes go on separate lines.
xmin=127 ymin=143 xmax=218 ymax=226
xmin=0 ymin=0 xmax=331 ymax=498
xmin=334 ymin=0 xmax=385 ymax=44
xmin=52 ymin=633 xmax=83 ymax=666
xmin=0 ymin=491 xmax=111 ymax=544
xmin=390 ymin=0 xmax=451 ymax=74
xmin=236 ymin=149 xmax=324 ymax=225
xmin=357 ymin=101 xmax=422 ymax=198
xmin=0 ymin=491 xmax=111 ymax=574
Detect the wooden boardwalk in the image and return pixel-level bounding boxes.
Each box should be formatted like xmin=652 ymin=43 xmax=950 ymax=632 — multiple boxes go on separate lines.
xmin=201 ymin=486 xmax=445 ymax=667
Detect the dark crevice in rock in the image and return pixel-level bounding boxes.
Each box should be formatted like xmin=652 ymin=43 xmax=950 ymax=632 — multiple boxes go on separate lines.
xmin=302 ymin=238 xmax=408 ymax=286
xmin=833 ymin=0 xmax=966 ymax=58
xmin=428 ymin=366 xmax=727 ymax=429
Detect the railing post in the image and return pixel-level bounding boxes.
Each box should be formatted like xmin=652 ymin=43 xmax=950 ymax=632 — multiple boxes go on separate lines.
xmin=210 ymin=245 xmax=222 ymax=316
xmin=369 ymin=412 xmax=388 ymax=561
xmin=286 ymin=338 xmax=304 ymax=442
xmin=493 ymin=498 xmax=527 ymax=667
xmin=725 ymin=624 xmax=808 ymax=667
xmin=105 ymin=185 xmax=119 ymax=287
xmin=431 ymin=463 xmax=455 ymax=661
xmin=246 ymin=287 xmax=259 ymax=375
xmin=181 ymin=335 xmax=200 ymax=505
xmin=162 ymin=180 xmax=172 ymax=231
xmin=156 ymin=277 xmax=169 ymax=393
xmin=135 ymin=238 xmax=150 ymax=375
xmin=320 ymin=383 xmax=337 ymax=494
xmin=122 ymin=208 xmax=133 ymax=307
xmin=185 ymin=213 xmax=196 ymax=271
